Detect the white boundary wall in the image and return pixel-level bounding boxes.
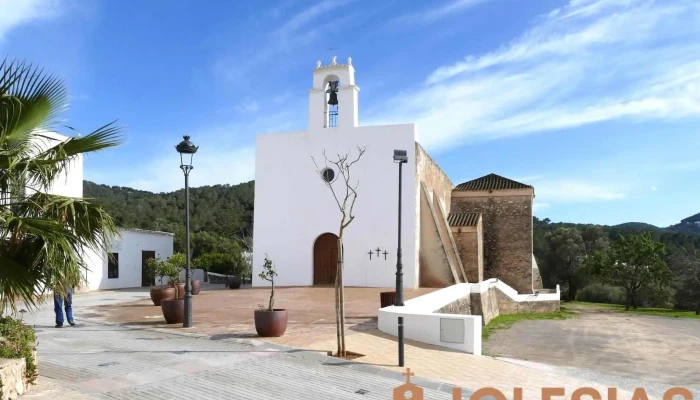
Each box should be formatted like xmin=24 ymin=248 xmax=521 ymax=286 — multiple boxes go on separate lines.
xmin=378 ymin=280 xmax=561 ymax=355
xmin=470 ymin=278 xmax=561 ymax=301
xmin=378 ymin=284 xmax=482 ymax=354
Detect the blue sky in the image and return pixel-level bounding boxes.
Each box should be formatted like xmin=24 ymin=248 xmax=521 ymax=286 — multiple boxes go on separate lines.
xmin=1 ymin=0 xmax=699 ymax=227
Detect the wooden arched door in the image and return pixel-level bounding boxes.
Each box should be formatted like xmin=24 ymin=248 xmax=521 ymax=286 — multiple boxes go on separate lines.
xmin=314 ymin=233 xmax=339 ymax=285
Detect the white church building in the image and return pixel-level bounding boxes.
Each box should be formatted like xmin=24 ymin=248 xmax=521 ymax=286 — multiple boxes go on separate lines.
xmin=255 ymin=57 xmax=563 ymax=355
xmin=253 ymin=56 xmax=551 ymax=296
xmin=253 ymin=57 xmax=420 ymax=288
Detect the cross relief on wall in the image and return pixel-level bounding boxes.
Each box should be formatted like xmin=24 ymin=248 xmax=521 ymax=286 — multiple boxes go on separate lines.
xmin=368 ymin=248 xmax=389 ymax=260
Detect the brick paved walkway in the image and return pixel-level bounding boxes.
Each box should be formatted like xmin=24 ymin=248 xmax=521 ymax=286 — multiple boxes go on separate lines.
xmin=22 ymin=288 xmax=459 ymax=399
xmin=86 ymin=285 xmax=697 ymax=400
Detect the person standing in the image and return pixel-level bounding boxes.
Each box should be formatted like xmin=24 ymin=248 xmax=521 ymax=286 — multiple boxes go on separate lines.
xmin=54 ymin=286 xmax=75 ymax=328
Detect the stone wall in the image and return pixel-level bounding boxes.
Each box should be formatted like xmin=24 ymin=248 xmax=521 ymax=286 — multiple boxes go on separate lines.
xmin=435 ymin=295 xmax=471 ymax=315
xmin=470 ymin=287 xmax=499 ymax=325
xmin=451 ymin=225 xmax=483 ymax=283
xmin=419 ymin=184 xmax=456 ymax=287
xmin=470 ymin=285 xmax=560 ymax=325
xmin=415 ymin=142 xmax=453 ymax=214
xmin=495 ymin=289 xmax=560 ymax=314
xmin=451 ymin=191 xmax=534 ymax=293
xmin=0 ymin=349 xmax=36 ymax=400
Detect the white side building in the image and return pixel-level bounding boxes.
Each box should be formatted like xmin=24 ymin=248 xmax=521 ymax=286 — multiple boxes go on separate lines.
xmin=41 ymin=132 xmax=174 ymax=291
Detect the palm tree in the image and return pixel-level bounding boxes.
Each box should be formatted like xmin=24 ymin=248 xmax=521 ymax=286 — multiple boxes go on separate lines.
xmin=1 ymin=58 xmax=122 ymax=312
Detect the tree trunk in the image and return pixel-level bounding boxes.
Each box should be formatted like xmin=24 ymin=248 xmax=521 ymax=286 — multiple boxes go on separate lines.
xmin=269 ymin=278 xmax=275 ymax=311
xmin=695 ymin=300 xmax=699 ymax=316
xmin=338 ymin=238 xmax=346 ymax=357
xmin=567 ymin=281 xmax=578 ymax=302
xmin=631 ymin=292 xmax=638 ymax=310
xmin=334 ymin=264 xmax=341 ymax=356
xmin=624 ymin=290 xmax=631 ymax=311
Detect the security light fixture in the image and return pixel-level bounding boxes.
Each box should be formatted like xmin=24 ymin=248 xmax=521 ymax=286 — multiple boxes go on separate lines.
xmin=393 ymin=149 xmax=408 ymax=163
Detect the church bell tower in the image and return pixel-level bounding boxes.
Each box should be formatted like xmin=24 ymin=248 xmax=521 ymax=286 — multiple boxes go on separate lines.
xmin=308 ymin=56 xmax=360 ymax=130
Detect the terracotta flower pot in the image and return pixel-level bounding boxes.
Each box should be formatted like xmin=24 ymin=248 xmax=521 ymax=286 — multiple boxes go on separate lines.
xmin=254 ymin=309 xmax=288 ymax=337
xmin=150 ymin=287 xmax=176 ymax=306
xmin=191 ymin=280 xmax=201 ymax=295
xmin=161 ymin=298 xmax=184 ymax=324
xmin=227 ymin=276 xmax=241 ymax=289
xmin=174 ymin=283 xmax=185 ymax=298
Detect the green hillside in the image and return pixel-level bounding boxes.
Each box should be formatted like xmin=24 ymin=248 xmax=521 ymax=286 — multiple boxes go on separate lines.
xmin=84 ymin=180 xmax=254 ymax=258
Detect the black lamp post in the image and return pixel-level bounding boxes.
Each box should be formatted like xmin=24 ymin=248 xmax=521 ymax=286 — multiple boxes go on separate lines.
xmin=176 ymin=135 xmax=198 ymax=328
xmin=393 ymin=149 xmax=408 ymax=367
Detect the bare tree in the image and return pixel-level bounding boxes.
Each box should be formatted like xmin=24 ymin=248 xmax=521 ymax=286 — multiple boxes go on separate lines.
xmin=312 ymin=146 xmax=367 ymax=357
xmin=235 ymin=228 xmax=253 ymax=282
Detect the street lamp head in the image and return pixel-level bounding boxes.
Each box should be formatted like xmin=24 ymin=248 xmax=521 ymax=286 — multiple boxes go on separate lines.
xmin=176 ymin=135 xmax=198 ymax=167
xmin=393 ymin=149 xmax=408 ymax=163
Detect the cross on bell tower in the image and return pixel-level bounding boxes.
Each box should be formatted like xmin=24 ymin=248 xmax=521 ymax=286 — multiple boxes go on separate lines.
xmin=309 ymin=56 xmax=360 ymax=130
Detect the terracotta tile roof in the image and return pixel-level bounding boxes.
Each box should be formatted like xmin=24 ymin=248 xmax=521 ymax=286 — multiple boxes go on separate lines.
xmin=447 ymin=213 xmax=481 ymax=227
xmin=454 ymin=173 xmax=532 ymax=192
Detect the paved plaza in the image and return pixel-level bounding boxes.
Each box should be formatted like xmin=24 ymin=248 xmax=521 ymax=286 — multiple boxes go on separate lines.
xmin=20 ymin=286 xmax=700 ymax=399
xmin=22 ymin=288 xmax=459 ymax=399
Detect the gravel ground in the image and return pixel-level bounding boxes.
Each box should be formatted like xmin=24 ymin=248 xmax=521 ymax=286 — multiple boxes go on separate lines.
xmin=484 ymin=304 xmax=700 ymax=392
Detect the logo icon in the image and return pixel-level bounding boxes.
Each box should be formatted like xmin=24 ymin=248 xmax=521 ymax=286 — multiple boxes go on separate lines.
xmin=393 ymin=368 xmax=424 ymax=400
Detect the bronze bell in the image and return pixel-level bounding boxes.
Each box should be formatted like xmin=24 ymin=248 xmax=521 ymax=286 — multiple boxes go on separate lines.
xmin=327 ymin=80 xmax=339 ymax=105
xmin=327 ymin=91 xmax=338 ymax=105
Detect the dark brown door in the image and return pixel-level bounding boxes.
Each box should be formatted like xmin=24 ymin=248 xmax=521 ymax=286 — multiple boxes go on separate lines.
xmin=313 ymin=233 xmax=339 ymax=285
xmin=142 ymin=250 xmax=156 ymax=286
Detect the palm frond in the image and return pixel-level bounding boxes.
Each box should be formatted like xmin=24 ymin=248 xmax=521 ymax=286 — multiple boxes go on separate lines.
xmin=0 ymin=57 xmax=122 ymax=312
xmin=0 ymin=58 xmax=67 ymax=141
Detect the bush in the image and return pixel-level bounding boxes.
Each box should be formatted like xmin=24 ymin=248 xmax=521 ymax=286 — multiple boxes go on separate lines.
xmin=637 ymin=285 xmax=675 ymax=308
xmin=0 ymin=317 xmax=37 ymax=384
xmin=576 ymin=283 xmax=626 ymax=305
xmin=194 ymin=252 xmax=248 ymax=276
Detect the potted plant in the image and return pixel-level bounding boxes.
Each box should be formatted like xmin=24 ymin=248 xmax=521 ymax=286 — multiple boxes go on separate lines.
xmin=166 ymin=253 xmax=187 ymax=298
xmin=146 ymin=258 xmax=176 ymax=306
xmin=254 ymin=255 xmax=287 ymax=337
xmin=171 ymin=252 xmax=201 ymax=294
xmin=160 ymin=259 xmax=185 ymax=324
xmin=228 ymin=251 xmax=250 ymax=289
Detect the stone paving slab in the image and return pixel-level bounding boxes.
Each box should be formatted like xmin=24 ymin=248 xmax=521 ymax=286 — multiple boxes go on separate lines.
xmin=24 ymin=290 xmax=463 ymax=400
xmin=77 ymin=286 xmax=700 ymax=400
xmin=25 ymin=287 xmax=700 ymax=400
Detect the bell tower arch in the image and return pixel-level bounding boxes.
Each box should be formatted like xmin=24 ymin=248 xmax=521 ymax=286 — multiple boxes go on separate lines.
xmin=308 ymin=56 xmax=360 ymax=130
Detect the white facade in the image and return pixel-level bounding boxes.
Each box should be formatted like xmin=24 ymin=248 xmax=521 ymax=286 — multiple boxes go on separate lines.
xmin=38 ymin=132 xmax=174 ymax=290
xmin=83 ymin=228 xmax=174 ymax=290
xmin=43 ymin=131 xmax=85 ymax=198
xmin=253 ymin=57 xmax=418 ymax=288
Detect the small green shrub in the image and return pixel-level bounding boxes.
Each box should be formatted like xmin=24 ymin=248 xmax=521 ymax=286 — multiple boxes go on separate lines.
xmin=576 ymin=283 xmax=626 ymax=305
xmin=194 ymin=252 xmax=248 ymax=276
xmin=0 ymin=317 xmax=37 ymax=384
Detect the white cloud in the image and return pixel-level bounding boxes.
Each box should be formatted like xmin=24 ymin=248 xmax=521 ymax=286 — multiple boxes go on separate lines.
xmin=650 ymin=186 xmax=657 ymax=191
xmin=0 ymin=0 xmax=62 ymax=40
xmin=213 ymin=0 xmax=356 ymax=86
xmin=533 ymin=202 xmax=550 ymax=211
xmin=275 ymin=0 xmax=355 ymax=37
xmin=367 ymin=0 xmax=700 ymax=152
xmin=536 ymin=180 xmax=626 ymax=202
xmin=236 ymin=98 xmax=260 ymax=114
xmin=513 ymin=175 xmax=543 ymax=183
xmin=392 ymin=0 xmax=488 ymax=26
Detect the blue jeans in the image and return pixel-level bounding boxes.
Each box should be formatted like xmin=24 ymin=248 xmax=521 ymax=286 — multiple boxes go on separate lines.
xmin=54 ymin=288 xmax=73 ymax=326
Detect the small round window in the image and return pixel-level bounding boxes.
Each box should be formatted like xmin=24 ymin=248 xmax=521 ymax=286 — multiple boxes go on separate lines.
xmin=321 ymin=168 xmax=335 ymax=182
